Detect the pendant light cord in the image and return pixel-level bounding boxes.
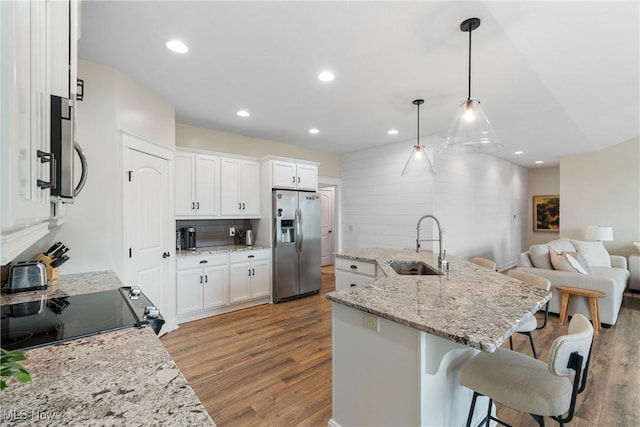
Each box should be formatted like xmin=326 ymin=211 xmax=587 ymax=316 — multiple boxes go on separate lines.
xmin=417 ymin=102 xmax=420 ymax=146
xmin=467 ymin=25 xmax=472 ymax=102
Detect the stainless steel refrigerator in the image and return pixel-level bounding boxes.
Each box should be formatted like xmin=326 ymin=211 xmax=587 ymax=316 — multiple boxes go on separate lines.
xmin=273 ymin=190 xmax=321 ymax=302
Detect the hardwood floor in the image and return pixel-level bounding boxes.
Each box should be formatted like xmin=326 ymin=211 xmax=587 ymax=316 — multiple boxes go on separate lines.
xmin=162 ymin=267 xmax=640 ymax=426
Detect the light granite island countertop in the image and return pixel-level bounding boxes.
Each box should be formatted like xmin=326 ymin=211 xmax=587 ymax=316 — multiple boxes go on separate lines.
xmin=327 ymin=248 xmax=551 ymax=427
xmin=1 ymin=271 xmax=215 ymax=427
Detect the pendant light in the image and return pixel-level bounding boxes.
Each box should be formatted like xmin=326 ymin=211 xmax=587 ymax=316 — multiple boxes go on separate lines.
xmin=439 ymin=17 xmax=503 ymax=155
xmin=401 ymin=99 xmax=435 ymax=176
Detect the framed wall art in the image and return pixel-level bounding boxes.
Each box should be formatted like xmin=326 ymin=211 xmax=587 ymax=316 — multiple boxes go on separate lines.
xmin=533 ymin=195 xmax=560 ymax=232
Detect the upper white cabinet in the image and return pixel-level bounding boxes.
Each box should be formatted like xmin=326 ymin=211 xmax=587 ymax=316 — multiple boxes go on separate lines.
xmin=48 ymin=0 xmax=79 ymax=99
xmin=1 ymin=0 xmax=60 ymax=263
xmin=220 ymin=158 xmax=260 ymax=217
xmin=271 ymin=160 xmax=318 ymax=191
xmin=175 ymin=152 xmax=220 ymax=218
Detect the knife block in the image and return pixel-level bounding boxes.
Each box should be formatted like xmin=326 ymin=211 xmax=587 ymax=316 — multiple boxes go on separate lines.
xmin=34 ymin=254 xmax=60 ymax=281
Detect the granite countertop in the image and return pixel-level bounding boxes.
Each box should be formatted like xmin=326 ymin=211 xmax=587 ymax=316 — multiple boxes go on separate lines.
xmin=176 ymin=244 xmax=269 ymax=257
xmin=327 ymin=248 xmax=551 ymax=353
xmin=0 ymin=271 xmax=215 ymax=427
xmin=1 ymin=271 xmax=123 ymax=306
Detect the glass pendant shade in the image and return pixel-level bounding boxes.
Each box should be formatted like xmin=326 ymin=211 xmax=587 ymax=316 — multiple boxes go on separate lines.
xmin=439 ymin=99 xmax=503 ymax=154
xmin=402 ymin=144 xmax=435 ymax=176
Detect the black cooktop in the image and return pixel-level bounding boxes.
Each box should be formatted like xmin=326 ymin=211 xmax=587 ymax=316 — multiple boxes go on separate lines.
xmin=1 ymin=288 xmax=162 ymax=351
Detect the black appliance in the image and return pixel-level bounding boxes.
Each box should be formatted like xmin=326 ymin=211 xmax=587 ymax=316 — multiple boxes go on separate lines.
xmin=183 ymin=227 xmax=196 ymax=249
xmin=50 ymin=95 xmax=87 ymax=203
xmin=0 ymin=287 xmax=164 ymax=351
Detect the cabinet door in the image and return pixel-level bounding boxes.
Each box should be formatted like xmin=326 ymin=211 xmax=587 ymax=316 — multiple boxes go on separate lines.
xmin=203 ymin=264 xmax=228 ymax=309
xmin=220 ymin=157 xmax=241 ymax=215
xmin=250 ymin=259 xmax=271 ymax=299
xmin=195 ymin=154 xmax=219 ymax=216
xmin=272 ymin=161 xmax=296 ymax=189
xmin=175 ymin=152 xmax=195 ymax=216
xmin=177 ymin=267 xmax=204 ymax=315
xmin=296 ymin=164 xmax=318 ymax=191
xmin=240 ymin=160 xmax=260 ymax=216
xmin=229 ymin=261 xmax=251 ymax=303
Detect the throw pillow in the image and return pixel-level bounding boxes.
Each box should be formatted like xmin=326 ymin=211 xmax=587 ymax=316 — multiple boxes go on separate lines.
xmin=574 ymin=253 xmax=593 ymax=274
xmin=634 ymin=241 xmax=640 ymax=253
xmin=529 ymin=244 xmax=552 ymax=269
xmin=571 ymin=239 xmax=611 ymax=268
xmin=548 ymin=246 xmax=587 ymax=273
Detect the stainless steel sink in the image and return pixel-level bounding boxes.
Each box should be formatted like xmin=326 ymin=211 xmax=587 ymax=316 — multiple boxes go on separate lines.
xmin=389 ymin=261 xmax=442 ymax=276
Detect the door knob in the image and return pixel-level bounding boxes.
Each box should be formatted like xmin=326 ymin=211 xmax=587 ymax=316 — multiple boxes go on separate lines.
xmin=162 ymin=252 xmax=171 ymax=258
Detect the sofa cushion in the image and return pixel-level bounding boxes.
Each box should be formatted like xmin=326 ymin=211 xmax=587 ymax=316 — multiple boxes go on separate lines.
xmin=549 ymin=247 xmax=588 ymax=274
xmin=571 ymin=240 xmax=611 ymax=267
xmin=633 ymin=241 xmax=640 ymax=253
xmin=530 ymin=244 xmax=552 ymax=269
xmin=549 ymin=238 xmax=577 ymax=253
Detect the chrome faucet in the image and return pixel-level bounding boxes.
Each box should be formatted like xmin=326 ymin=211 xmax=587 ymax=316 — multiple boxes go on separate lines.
xmin=416 ymin=214 xmax=444 ymax=267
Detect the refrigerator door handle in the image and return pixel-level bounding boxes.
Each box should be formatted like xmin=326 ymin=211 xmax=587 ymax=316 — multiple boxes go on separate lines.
xmin=299 ymin=208 xmax=304 ymax=253
xmin=295 ymin=208 xmax=300 ymax=253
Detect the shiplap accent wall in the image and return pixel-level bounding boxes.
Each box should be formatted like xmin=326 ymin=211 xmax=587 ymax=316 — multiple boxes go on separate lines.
xmin=341 ymin=139 xmax=528 ymax=270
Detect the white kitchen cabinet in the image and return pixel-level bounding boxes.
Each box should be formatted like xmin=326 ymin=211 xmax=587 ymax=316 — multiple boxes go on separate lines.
xmin=176 ymin=253 xmax=229 ymax=322
xmin=334 ymin=257 xmax=378 ymax=291
xmin=48 ymin=0 xmax=79 ymax=99
xmin=175 ymin=151 xmax=220 ymax=218
xmin=229 ymin=249 xmax=271 ymax=303
xmin=1 ymin=0 xmax=53 ymax=264
xmin=272 ymin=160 xmax=318 ymax=191
xmin=220 ymin=157 xmax=260 ymax=217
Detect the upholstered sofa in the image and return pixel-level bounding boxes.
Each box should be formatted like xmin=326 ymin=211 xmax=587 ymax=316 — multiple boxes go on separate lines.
xmin=629 ymin=253 xmax=640 ymax=291
xmin=517 ymin=238 xmax=629 ymax=326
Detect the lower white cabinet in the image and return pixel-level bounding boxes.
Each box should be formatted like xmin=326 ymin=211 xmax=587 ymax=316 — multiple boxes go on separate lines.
xmin=177 ymin=253 xmax=229 ymax=318
xmin=335 ymin=257 xmax=379 ymax=291
xmin=229 ymin=249 xmax=271 ymax=303
xmin=176 ymin=249 xmax=271 ymax=324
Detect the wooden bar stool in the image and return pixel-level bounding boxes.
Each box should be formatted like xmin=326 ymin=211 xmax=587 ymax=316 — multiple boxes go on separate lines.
xmin=555 ymin=285 xmax=606 ymax=333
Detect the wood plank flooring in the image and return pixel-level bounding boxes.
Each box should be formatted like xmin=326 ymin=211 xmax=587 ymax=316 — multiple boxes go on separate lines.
xmin=162 ymin=266 xmax=640 ymax=426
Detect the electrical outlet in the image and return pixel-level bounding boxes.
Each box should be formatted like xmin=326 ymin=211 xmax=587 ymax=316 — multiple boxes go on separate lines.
xmin=361 ymin=313 xmax=379 ymax=332
xmin=229 ymin=227 xmax=236 ymax=237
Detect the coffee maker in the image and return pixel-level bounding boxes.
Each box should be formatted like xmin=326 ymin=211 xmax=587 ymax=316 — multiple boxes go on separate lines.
xmin=182 ymin=227 xmax=196 ymax=250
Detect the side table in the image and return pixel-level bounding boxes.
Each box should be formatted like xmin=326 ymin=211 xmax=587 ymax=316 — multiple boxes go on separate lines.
xmin=555 ymin=285 xmax=606 ymax=334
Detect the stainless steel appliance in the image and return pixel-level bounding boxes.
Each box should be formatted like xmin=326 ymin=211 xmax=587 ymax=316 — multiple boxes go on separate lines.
xmin=4 ymin=261 xmax=47 ymax=293
xmin=183 ymin=227 xmax=196 ymax=249
xmin=242 ymin=229 xmax=255 ymax=246
xmin=50 ymin=95 xmax=88 ymax=203
xmin=0 ymin=287 xmax=164 ymax=351
xmin=273 ymin=190 xmax=321 ymax=302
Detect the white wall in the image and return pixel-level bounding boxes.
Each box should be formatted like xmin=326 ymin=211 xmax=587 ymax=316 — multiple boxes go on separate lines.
xmin=560 ymin=137 xmax=640 ymax=256
xmin=527 ymin=166 xmax=560 ymax=246
xmin=34 ymin=60 xmax=175 ymax=276
xmin=341 ymin=139 xmax=528 ymax=270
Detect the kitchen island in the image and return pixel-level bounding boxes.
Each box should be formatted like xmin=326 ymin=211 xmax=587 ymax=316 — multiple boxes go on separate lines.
xmin=1 ymin=271 xmax=215 ymax=427
xmin=327 ymin=248 xmax=551 ymax=427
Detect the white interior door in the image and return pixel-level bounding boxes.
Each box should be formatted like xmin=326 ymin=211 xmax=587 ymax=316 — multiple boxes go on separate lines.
xmin=124 ymin=145 xmax=171 ymax=331
xmin=319 ymin=188 xmax=334 ymax=266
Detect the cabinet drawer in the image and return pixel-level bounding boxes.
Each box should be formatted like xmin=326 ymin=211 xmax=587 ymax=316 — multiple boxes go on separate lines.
xmin=177 ymin=253 xmax=229 ymax=270
xmin=335 ymin=270 xmax=376 ymax=291
xmin=230 ymin=249 xmax=270 ymax=263
xmin=335 ymin=257 xmax=376 ymax=277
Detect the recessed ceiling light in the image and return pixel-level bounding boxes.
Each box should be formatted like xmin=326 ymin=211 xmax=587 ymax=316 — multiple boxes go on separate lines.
xmin=166 ymin=40 xmax=188 ymax=53
xmin=317 ymin=71 xmax=335 ymax=82
xmin=535 ymin=160 xmax=544 ymax=164
xmin=309 ymin=128 xmax=319 ymax=134
xmin=388 ymin=129 xmax=399 ymax=135
xmin=514 ymin=151 xmax=524 ymax=155
xmin=237 ymin=110 xmax=250 ymax=117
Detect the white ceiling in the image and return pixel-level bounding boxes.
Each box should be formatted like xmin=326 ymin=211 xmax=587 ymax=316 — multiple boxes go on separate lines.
xmin=78 ymin=1 xmax=639 ymax=167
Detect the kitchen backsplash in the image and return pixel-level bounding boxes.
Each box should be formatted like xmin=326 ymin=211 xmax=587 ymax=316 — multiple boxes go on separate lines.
xmin=176 ymin=219 xmax=255 ymax=248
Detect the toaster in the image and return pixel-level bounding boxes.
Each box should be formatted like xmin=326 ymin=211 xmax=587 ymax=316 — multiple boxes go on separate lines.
xmin=4 ymin=261 xmax=47 ymax=293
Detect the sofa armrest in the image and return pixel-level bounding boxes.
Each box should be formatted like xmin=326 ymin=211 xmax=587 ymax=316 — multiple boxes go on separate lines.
xmin=610 ymin=255 xmax=627 ymax=269
xmin=517 ymin=252 xmax=533 ymax=268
